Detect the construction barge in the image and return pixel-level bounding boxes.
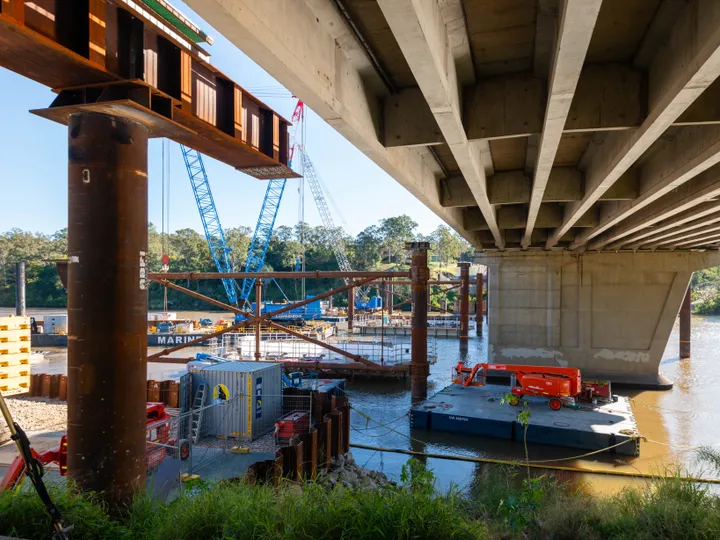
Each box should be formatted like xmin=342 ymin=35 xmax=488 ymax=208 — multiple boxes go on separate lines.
xmin=411 ymin=363 xmax=641 ymax=456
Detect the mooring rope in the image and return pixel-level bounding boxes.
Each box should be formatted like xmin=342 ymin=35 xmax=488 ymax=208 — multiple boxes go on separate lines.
xmin=350 ymin=405 xmax=640 ymax=465
xmin=348 ymin=443 xmax=720 ymax=484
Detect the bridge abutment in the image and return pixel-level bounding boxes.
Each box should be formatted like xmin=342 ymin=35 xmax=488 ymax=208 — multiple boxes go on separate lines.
xmin=478 ymin=251 xmax=720 ymax=389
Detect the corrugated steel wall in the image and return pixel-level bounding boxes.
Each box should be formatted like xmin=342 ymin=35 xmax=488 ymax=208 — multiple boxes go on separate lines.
xmin=194 ymin=362 xmax=282 ymax=441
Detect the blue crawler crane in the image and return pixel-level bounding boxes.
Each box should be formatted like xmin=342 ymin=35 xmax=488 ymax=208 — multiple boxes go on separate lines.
xmin=181 ymin=145 xmax=237 ymax=305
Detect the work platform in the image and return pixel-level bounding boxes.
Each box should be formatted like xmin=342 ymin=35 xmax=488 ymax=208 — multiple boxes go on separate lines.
xmin=357 ymin=326 xmax=471 ymax=338
xmin=411 ymin=384 xmax=640 ymax=456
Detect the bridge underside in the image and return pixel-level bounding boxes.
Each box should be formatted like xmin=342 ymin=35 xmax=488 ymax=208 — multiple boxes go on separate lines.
xmin=185 ymin=0 xmax=720 ymax=385
xmin=190 ymin=0 xmax=720 ymax=253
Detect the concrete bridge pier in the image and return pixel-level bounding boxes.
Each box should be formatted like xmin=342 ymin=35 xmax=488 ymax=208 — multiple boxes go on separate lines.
xmin=479 ymin=251 xmax=720 ymax=389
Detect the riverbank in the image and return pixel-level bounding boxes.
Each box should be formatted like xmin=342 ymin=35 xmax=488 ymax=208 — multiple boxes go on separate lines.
xmin=1 ymin=459 xmax=718 ymax=539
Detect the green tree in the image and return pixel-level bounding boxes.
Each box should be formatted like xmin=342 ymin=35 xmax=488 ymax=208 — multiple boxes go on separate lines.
xmin=353 ymin=225 xmax=383 ymax=269
xmin=429 ymin=225 xmax=467 ymax=266
xmin=379 ymin=215 xmax=418 ymax=264
xmin=225 ymin=226 xmax=252 ymax=269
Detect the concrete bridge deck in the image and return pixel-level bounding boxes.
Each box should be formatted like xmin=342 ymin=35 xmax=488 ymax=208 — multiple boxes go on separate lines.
xmin=185 ymin=0 xmax=720 ymax=387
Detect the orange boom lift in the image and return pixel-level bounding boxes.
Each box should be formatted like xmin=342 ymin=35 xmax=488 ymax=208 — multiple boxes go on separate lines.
xmin=453 ymin=363 xmax=612 ymax=411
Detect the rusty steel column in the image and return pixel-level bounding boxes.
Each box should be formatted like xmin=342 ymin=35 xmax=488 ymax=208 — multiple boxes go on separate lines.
xmin=348 ymin=287 xmax=354 ymax=331
xmin=476 ymin=272 xmax=483 ymax=336
xmin=680 ymin=282 xmax=691 ymax=359
xmin=387 ymin=282 xmax=394 ymax=316
xmin=407 ymin=242 xmax=429 ymax=402
xmin=255 ymin=279 xmax=263 ymax=361
xmin=15 ymin=262 xmax=26 ymax=317
xmin=67 ymin=112 xmax=148 ymax=505
xmin=458 ymin=262 xmax=470 ymax=342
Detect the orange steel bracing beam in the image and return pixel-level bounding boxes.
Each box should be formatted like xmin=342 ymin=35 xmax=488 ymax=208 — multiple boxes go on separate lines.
xmin=148 ymin=277 xmax=377 ymax=362
xmin=150 ymin=356 xmax=409 ymax=374
xmin=383 ymin=280 xmax=461 ymax=285
xmin=149 ymin=271 xmax=410 ymax=280
xmin=0 ymin=1 xmax=295 ymax=179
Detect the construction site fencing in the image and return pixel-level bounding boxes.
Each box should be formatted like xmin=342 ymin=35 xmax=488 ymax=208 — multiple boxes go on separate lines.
xmin=144 ymin=391 xmax=312 ymax=477
xmin=354 ymin=313 xmax=476 ymax=329
xmin=217 ymin=334 xmax=429 ymax=366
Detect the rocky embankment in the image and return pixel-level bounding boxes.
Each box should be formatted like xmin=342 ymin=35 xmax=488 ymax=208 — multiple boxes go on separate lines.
xmin=316 ymin=452 xmax=395 ymax=490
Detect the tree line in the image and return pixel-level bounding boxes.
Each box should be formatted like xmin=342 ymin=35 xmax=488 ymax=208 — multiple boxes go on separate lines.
xmin=0 ymin=215 xmax=472 ymax=310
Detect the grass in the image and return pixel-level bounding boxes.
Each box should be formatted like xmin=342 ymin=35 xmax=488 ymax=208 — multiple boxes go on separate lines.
xmin=3 ymin=459 xmax=720 ymax=539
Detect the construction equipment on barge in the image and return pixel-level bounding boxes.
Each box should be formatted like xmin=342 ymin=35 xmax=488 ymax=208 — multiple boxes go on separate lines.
xmin=453 ymin=363 xmax=613 ymax=411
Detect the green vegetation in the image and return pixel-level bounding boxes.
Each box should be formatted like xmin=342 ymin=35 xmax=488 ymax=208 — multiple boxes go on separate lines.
xmin=0 ymin=216 xmax=472 ymax=310
xmin=2 ymin=460 xmax=720 ymax=539
xmin=692 ymin=267 xmax=720 ymax=314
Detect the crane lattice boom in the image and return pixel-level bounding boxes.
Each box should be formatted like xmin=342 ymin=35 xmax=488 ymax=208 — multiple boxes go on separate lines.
xmin=181 ymin=145 xmax=237 ymax=305
xmin=298 ymin=145 xmax=368 ymax=300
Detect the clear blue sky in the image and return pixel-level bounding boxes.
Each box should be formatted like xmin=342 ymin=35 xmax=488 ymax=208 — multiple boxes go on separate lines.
xmin=0 ymin=1 xmax=444 ymax=238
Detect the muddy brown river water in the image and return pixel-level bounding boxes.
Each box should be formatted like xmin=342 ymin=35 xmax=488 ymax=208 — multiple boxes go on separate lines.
xmin=5 ymin=307 xmax=719 ymax=493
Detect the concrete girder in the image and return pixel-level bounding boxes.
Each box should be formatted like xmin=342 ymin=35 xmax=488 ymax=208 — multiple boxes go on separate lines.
xmin=571 ymin=125 xmax=720 ymax=249
xmin=376 ymin=0 xmax=503 ymax=248
xmin=533 ymin=0 xmax=559 ymax=79
xmin=612 ymin=201 xmax=720 ymax=250
xmin=672 ymin=231 xmax=720 ymax=248
xmin=588 ymin=165 xmax=720 ymax=250
xmin=473 ymin=228 xmax=574 ymax=247
xmin=523 ymin=0 xmax=602 ymax=248
xmin=441 ymin=167 xmax=634 ymax=208
xmin=466 ymin=204 xmax=598 ymax=232
xmin=634 ymin=0 xmax=690 ymax=69
xmin=184 ymin=0 xmax=475 ymax=246
xmin=651 ymin=221 xmax=720 ymax=248
xmin=546 ymin=0 xmax=720 ymax=249
xmin=437 ymin=0 xmax=475 ymax=86
xmin=638 ymin=210 xmax=720 ymax=248
xmin=386 ymin=64 xmax=720 ymax=147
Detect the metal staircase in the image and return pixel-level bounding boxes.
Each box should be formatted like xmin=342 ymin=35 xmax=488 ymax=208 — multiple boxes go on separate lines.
xmin=190 ymin=382 xmax=207 ymax=444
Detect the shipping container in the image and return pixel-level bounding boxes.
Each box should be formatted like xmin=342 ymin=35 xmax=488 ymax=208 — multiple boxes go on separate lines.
xmin=43 ymin=315 xmax=67 ymax=335
xmin=191 ymin=362 xmax=282 ymax=440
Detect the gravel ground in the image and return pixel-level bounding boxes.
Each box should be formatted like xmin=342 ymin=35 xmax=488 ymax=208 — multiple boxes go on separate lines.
xmin=0 ymin=396 xmax=67 ymax=445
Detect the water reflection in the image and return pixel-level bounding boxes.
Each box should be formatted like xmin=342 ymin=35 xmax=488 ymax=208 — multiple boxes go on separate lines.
xmin=20 ymin=305 xmax=720 ymax=493
xmin=350 ymin=316 xmax=720 ymax=493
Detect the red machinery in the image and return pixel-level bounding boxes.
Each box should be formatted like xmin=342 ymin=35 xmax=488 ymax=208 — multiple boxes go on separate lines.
xmin=0 ymin=435 xmax=68 ymax=491
xmin=275 ymin=411 xmax=310 ymax=440
xmin=453 ymin=362 xmax=612 ymax=410
xmin=2 ymin=403 xmax=176 ymax=490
